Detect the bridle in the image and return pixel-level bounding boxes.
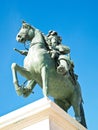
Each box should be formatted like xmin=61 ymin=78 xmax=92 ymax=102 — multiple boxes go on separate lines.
xmin=23 ymin=26 xmax=34 ymax=50
xmin=24 ymin=41 xmax=30 ymax=50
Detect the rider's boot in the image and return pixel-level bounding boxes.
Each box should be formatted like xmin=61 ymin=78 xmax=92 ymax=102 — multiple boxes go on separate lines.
xmin=57 ymin=59 xmax=69 ymax=75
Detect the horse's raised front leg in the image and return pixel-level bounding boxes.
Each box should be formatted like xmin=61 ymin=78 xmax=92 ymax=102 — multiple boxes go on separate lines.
xmin=11 ymin=63 xmax=32 ymax=96
xmin=41 ymin=66 xmax=48 ymax=97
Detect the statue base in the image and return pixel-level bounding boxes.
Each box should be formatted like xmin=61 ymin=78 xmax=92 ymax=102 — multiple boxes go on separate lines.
xmin=0 ymin=97 xmax=87 ymax=130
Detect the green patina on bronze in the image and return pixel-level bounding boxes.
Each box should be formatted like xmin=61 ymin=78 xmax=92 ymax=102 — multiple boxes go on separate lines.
xmin=11 ymin=21 xmax=87 ymax=128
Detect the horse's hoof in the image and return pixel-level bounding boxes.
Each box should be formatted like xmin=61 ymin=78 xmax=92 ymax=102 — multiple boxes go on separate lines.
xmin=23 ymin=88 xmax=32 ymax=98
xmin=57 ymin=65 xmax=66 ymax=75
xmin=16 ymin=87 xmax=23 ymax=96
xmin=75 ymin=117 xmax=81 ymax=122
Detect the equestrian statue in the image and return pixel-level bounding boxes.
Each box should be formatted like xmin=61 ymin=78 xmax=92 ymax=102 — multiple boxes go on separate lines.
xmin=11 ymin=21 xmax=87 ymax=128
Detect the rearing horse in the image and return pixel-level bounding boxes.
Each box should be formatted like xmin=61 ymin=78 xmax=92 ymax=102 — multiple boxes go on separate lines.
xmin=11 ymin=21 xmax=87 ymax=128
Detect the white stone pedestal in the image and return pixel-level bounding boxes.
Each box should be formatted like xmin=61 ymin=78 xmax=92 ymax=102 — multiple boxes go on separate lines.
xmin=0 ymin=98 xmax=87 ymax=130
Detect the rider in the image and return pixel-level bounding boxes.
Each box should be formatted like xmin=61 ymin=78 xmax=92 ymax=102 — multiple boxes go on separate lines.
xmin=46 ymin=30 xmax=77 ymax=81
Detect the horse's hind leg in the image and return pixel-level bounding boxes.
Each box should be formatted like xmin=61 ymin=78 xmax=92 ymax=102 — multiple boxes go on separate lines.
xmin=41 ymin=66 xmax=48 ymax=97
xmin=54 ymin=99 xmax=71 ymax=112
xmin=71 ymin=99 xmax=87 ymax=128
xmin=11 ymin=63 xmax=32 ymax=96
xmin=70 ymin=91 xmax=83 ymax=124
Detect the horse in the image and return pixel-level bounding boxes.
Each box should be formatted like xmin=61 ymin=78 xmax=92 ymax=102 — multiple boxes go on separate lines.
xmin=11 ymin=21 xmax=87 ymax=128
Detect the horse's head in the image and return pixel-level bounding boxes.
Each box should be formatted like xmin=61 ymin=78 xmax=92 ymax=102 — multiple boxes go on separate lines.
xmin=16 ymin=21 xmax=35 ymax=43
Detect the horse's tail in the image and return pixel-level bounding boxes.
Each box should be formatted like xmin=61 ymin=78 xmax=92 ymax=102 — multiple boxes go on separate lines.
xmin=80 ymin=103 xmax=87 ymax=128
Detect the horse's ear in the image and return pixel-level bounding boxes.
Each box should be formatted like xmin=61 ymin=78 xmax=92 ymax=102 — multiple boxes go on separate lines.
xmin=22 ymin=21 xmax=32 ymax=29
xmin=22 ymin=21 xmax=28 ymax=27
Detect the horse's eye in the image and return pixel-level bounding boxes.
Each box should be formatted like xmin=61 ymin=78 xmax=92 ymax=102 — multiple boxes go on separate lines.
xmin=18 ymin=35 xmax=21 ymax=38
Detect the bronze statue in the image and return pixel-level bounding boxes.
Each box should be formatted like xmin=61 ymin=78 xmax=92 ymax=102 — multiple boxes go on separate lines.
xmin=11 ymin=21 xmax=87 ymax=128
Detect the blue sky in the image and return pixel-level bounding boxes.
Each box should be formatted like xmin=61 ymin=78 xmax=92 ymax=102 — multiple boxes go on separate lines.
xmin=0 ymin=0 xmax=98 ymax=129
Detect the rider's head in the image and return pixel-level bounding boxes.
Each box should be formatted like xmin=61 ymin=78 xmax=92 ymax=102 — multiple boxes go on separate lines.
xmin=51 ymin=31 xmax=58 ymax=35
xmin=47 ymin=30 xmax=58 ymax=37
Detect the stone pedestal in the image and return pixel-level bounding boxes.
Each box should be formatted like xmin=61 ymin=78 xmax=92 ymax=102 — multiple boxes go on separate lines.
xmin=0 ymin=98 xmax=87 ymax=130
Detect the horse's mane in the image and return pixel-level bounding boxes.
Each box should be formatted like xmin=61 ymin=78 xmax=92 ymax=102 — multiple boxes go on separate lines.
xmin=41 ymin=33 xmax=50 ymax=50
xmin=36 ymin=29 xmax=50 ymax=50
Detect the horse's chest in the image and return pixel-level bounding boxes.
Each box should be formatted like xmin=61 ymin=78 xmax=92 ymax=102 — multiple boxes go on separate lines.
xmin=24 ymin=50 xmax=44 ymax=72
